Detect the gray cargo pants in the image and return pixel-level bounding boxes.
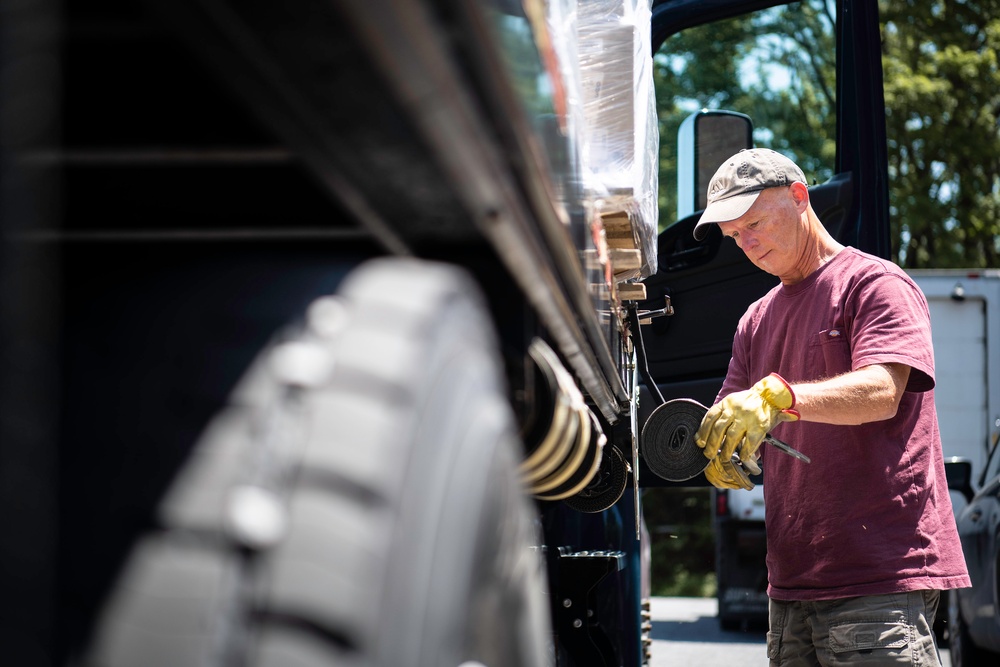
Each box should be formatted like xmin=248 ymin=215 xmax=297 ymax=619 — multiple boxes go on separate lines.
xmin=767 ymin=590 xmax=942 ymax=666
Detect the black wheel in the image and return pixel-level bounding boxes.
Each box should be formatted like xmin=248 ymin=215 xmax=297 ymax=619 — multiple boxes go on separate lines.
xmin=83 ymin=258 xmax=552 ymax=667
xmin=948 ymin=587 xmax=996 ymax=667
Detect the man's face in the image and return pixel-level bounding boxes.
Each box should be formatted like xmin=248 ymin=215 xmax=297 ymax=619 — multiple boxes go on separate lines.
xmin=717 ymin=185 xmax=805 ymax=282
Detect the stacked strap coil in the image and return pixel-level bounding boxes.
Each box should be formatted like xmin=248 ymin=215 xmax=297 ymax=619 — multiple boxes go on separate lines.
xmin=519 ymin=340 xmax=617 ymax=507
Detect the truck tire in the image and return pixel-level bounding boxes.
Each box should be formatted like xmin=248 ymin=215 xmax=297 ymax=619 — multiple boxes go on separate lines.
xmin=83 ymin=258 xmax=552 ymax=667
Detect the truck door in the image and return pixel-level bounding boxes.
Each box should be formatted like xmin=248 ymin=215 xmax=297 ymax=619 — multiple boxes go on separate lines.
xmin=641 ymin=0 xmax=890 ymax=416
xmin=641 ymin=0 xmax=891 ymax=630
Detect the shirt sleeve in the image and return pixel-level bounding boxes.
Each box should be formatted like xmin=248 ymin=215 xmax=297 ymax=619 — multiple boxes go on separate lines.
xmin=845 ymin=272 xmax=935 ymax=392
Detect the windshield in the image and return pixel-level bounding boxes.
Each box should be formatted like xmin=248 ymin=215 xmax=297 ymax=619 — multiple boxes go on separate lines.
xmin=654 ymin=0 xmax=837 ymax=229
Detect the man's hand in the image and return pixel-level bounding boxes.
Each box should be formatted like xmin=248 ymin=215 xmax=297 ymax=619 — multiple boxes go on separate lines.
xmin=704 ymin=457 xmax=755 ymax=490
xmin=696 ymin=374 xmax=800 ymax=478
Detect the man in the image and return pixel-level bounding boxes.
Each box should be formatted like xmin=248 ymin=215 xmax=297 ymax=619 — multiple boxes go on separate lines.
xmin=693 ymin=148 xmax=970 ymax=666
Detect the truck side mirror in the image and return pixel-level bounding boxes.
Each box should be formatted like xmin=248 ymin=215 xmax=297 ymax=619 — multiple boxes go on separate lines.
xmin=944 ymin=457 xmax=975 ymax=503
xmin=677 ymin=110 xmax=753 ymax=220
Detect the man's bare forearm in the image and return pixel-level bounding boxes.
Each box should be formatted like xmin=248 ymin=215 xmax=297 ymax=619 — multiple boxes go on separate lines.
xmin=791 ymin=363 xmax=911 ymax=425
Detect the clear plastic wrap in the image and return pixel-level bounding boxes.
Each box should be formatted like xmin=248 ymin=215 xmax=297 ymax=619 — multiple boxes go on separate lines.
xmin=576 ymin=0 xmax=659 ymax=279
xmin=540 ymin=0 xmax=586 ymax=215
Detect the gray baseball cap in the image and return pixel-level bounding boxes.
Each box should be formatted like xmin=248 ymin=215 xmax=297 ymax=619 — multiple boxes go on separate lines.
xmin=693 ymin=148 xmax=807 ymax=241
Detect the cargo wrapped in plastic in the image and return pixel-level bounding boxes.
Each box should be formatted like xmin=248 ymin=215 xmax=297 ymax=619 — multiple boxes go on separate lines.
xmin=576 ymin=0 xmax=659 ymax=279
xmin=540 ymin=0 xmax=586 ymax=216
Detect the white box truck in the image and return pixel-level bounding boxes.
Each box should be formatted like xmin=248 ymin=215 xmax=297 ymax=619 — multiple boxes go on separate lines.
xmin=909 ymin=269 xmax=1000 ymax=498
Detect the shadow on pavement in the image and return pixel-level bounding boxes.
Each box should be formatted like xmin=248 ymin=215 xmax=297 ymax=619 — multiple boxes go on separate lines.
xmin=651 ymin=616 xmax=767 ymax=644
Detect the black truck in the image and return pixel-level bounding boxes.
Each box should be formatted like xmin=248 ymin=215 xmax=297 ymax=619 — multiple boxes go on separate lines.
xmin=0 ymin=1 xmax=889 ymax=665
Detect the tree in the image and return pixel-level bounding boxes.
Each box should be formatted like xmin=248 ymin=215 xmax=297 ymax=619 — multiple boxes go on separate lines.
xmin=880 ymin=0 xmax=1000 ymax=268
xmin=654 ymin=2 xmax=836 ymax=229
xmin=654 ymin=0 xmax=1000 ymax=268
xmin=643 ymin=488 xmax=716 ymax=596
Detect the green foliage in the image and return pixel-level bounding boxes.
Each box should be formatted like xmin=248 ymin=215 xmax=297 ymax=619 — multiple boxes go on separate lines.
xmin=643 ymin=488 xmax=717 ymax=597
xmin=654 ymin=0 xmax=1000 ymax=268
xmin=654 ymin=2 xmax=836 ymax=228
xmin=880 ymin=0 xmax=1000 ymax=267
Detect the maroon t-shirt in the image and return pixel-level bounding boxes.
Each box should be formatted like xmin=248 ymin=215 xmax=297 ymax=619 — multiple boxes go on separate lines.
xmin=718 ymin=247 xmax=971 ymax=600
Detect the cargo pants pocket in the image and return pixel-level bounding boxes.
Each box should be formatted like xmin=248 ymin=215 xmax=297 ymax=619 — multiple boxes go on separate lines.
xmin=767 ymin=597 xmax=787 ymax=665
xmin=767 ymin=630 xmax=782 ymax=662
xmin=828 ymin=620 xmax=911 ymax=664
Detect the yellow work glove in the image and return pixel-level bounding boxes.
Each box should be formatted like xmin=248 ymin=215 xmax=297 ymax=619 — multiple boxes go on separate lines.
xmin=704 ymin=456 xmax=755 ymax=491
xmin=696 ymin=373 xmax=799 ymax=482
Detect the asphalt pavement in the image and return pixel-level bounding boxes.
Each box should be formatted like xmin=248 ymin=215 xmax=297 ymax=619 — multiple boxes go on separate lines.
xmin=648 ymin=597 xmax=952 ymax=667
xmin=649 ymin=597 xmax=765 ymax=666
